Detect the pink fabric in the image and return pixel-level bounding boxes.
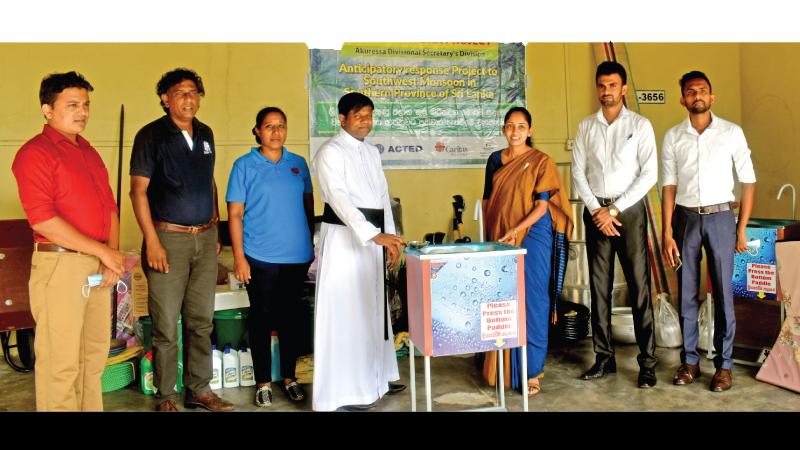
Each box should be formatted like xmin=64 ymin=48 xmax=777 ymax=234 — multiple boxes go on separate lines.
xmin=756 ymin=241 xmax=800 ymax=393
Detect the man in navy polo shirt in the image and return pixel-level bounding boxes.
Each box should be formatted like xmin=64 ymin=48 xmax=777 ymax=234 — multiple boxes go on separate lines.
xmin=130 ymin=68 xmax=233 ymax=412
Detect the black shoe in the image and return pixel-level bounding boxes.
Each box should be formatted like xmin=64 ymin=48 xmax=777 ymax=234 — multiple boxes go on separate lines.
xmin=580 ymin=357 xmax=616 ymax=380
xmin=387 ymin=382 xmax=407 ymax=395
xmin=336 ymin=401 xmax=377 ymax=412
xmin=638 ymin=367 xmax=657 ymax=388
xmin=280 ymin=381 xmax=306 ymax=402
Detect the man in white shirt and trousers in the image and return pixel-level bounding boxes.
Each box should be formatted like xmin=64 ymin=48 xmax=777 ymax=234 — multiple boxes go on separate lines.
xmin=311 ymin=92 xmax=406 ymax=411
xmin=572 ymin=61 xmax=659 ymax=388
xmin=661 ymin=70 xmax=755 ymax=392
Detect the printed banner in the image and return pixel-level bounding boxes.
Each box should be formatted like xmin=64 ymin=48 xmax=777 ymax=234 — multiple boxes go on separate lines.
xmin=309 ymin=43 xmax=526 ymax=169
xmin=733 ymin=227 xmax=778 ymax=300
xmin=427 ymin=254 xmax=523 ymax=356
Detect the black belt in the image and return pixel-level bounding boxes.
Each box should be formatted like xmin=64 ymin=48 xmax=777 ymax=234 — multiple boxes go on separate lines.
xmin=597 ymin=196 xmax=619 ymax=207
xmin=322 ymin=203 xmax=384 ymax=230
xmin=678 ymin=202 xmax=732 ymax=215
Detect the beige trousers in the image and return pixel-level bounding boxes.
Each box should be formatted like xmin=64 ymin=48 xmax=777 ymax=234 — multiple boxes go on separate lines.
xmin=29 ymin=250 xmax=111 ymax=411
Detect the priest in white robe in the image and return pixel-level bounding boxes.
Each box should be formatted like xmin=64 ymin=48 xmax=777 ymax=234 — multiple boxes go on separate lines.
xmin=311 ymin=93 xmax=406 ymax=412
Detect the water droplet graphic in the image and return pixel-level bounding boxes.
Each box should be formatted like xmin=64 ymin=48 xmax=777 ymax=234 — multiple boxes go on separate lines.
xmin=472 ymin=266 xmax=477 ymax=271
xmin=456 ymin=263 xmax=462 ymax=268
xmin=501 ymin=265 xmax=510 ymax=273
xmin=484 ymin=270 xmax=491 ymax=276
xmin=472 ymin=299 xmax=479 ymax=306
xmin=472 ymin=278 xmax=477 ymax=283
xmin=465 ymin=321 xmax=471 ymax=328
xmin=460 ymin=291 xmax=466 ymax=298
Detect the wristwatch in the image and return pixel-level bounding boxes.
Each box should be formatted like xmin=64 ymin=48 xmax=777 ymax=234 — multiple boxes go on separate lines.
xmin=608 ymin=204 xmax=619 ymax=218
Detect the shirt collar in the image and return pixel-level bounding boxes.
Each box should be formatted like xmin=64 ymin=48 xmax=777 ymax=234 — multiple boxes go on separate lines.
xmin=595 ymin=105 xmax=629 ymax=126
xmin=338 ymin=128 xmax=367 ymax=147
xmin=251 ymin=146 xmax=287 ymax=165
xmin=42 ymin=124 xmax=89 ymax=148
xmin=682 ymin=111 xmax=718 ymax=135
xmin=161 ymin=114 xmax=201 ymax=135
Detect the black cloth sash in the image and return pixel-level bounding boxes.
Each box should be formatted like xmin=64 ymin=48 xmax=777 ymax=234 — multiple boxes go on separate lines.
xmin=322 ymin=203 xmax=384 ymax=230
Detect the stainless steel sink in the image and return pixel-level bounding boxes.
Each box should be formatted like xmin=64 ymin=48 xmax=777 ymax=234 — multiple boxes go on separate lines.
xmin=415 ymin=243 xmax=502 ymax=255
xmin=746 ymin=218 xmax=800 ymax=241
xmin=404 ymin=242 xmax=519 ymax=256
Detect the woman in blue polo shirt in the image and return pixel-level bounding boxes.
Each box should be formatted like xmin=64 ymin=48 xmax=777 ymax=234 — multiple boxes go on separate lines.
xmin=226 ymin=106 xmax=314 ymax=407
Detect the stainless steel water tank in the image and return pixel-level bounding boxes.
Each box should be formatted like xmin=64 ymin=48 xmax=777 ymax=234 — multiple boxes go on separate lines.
xmin=562 ymin=198 xmax=630 ymax=337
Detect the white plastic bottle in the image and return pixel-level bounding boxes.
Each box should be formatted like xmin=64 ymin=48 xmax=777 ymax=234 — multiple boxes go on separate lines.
xmin=210 ymin=345 xmax=223 ymax=390
xmin=222 ymin=344 xmax=240 ymax=388
xmin=238 ymin=346 xmax=255 ymax=387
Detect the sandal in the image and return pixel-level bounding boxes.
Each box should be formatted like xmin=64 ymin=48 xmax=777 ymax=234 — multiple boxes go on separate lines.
xmin=527 ymin=378 xmax=541 ymax=396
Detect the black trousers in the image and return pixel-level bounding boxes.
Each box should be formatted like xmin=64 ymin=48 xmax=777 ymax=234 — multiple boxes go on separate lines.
xmin=244 ymin=256 xmax=311 ymax=384
xmin=584 ymin=199 xmax=657 ymax=369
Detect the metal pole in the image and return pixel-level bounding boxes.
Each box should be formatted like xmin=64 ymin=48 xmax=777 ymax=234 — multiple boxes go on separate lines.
xmin=522 ymin=345 xmax=528 ymax=412
xmin=424 ymin=355 xmax=432 ymax=412
xmin=498 ymin=349 xmax=505 ymax=409
xmin=111 ymin=104 xmax=124 ymax=340
xmin=410 ymin=339 xmax=416 ymax=412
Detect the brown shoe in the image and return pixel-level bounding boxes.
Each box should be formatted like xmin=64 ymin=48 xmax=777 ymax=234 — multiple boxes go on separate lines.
xmin=155 ymin=399 xmax=179 ymax=412
xmin=710 ymin=368 xmax=733 ymax=392
xmin=672 ymin=363 xmax=700 ymax=385
xmin=184 ymin=391 xmax=235 ymax=411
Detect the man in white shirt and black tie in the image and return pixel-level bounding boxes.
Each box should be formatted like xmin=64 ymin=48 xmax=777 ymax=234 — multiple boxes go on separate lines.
xmin=661 ymin=70 xmax=756 ymax=392
xmin=572 ymin=61 xmax=659 ymax=388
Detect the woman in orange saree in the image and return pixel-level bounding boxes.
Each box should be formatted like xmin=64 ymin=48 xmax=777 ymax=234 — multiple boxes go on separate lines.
xmin=482 ymin=107 xmax=573 ymax=396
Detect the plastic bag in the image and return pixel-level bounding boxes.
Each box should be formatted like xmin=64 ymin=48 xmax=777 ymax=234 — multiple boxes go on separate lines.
xmin=697 ymin=295 xmax=715 ymax=352
xmin=655 ymin=293 xmax=683 ymax=348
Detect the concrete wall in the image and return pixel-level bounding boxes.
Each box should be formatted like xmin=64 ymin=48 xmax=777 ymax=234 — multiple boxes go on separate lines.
xmin=741 ymin=43 xmax=800 ymax=220
xmin=0 ymin=42 xmax=790 ymax=252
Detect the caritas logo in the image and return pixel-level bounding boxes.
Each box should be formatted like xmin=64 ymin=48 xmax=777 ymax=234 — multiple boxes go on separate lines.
xmin=434 ymin=142 xmax=446 ymax=152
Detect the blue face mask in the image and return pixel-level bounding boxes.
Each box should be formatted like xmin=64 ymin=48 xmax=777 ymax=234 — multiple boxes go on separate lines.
xmin=81 ymin=274 xmax=128 ymax=298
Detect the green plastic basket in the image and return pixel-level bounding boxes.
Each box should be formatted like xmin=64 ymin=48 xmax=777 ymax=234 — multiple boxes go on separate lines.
xmin=101 ymin=361 xmax=136 ymax=393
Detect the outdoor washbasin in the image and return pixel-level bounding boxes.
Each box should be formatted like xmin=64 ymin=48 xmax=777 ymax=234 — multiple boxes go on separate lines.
xmin=733 ymin=217 xmax=800 ymax=300
xmin=404 ymin=242 xmax=527 ymax=356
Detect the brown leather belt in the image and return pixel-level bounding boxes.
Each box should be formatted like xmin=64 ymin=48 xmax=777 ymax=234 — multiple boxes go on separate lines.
xmin=35 ymin=243 xmax=77 ymax=253
xmin=679 ymin=202 xmax=732 ymax=215
xmin=154 ymin=220 xmax=215 ymax=234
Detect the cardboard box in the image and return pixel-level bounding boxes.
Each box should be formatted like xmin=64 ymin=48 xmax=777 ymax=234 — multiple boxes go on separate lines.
xmin=131 ymin=264 xmax=149 ymax=317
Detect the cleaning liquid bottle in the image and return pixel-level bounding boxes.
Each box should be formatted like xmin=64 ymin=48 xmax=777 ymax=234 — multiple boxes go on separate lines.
xmin=210 ymin=345 xmax=223 ymax=390
xmin=176 ymin=351 xmax=184 ymax=393
xmin=239 ymin=346 xmax=255 ymax=387
xmin=140 ymin=351 xmax=155 ymax=395
xmin=222 ymin=344 xmax=240 ymax=388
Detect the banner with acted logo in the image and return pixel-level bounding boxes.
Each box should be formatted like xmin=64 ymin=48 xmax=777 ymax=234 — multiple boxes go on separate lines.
xmin=309 ymin=43 xmax=526 ymax=169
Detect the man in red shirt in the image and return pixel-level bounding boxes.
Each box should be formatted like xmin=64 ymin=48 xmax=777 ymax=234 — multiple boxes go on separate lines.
xmin=11 ymin=71 xmax=125 ymax=411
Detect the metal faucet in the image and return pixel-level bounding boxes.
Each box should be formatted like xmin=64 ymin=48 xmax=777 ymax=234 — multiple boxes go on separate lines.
xmin=777 ymin=183 xmax=796 ymax=220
